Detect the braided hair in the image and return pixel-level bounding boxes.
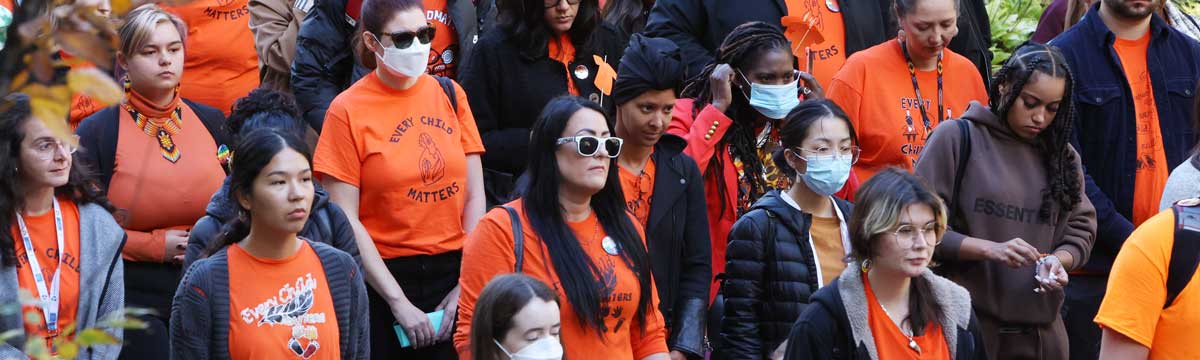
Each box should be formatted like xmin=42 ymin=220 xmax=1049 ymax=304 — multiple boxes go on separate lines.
xmin=680 ymin=21 xmax=791 ymax=216
xmin=989 ymin=42 xmax=1082 ymax=223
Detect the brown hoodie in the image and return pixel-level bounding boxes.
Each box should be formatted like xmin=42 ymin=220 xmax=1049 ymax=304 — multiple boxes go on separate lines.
xmin=914 ymin=101 xmax=1097 ymax=325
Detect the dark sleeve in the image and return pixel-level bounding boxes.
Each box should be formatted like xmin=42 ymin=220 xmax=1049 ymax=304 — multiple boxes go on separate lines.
xmin=291 ymin=0 xmax=353 ymax=132
xmin=718 ymin=214 xmax=768 ymax=359
xmin=347 ymin=254 xmax=371 ymax=360
xmin=1069 ymin=109 xmax=1134 ymax=258
xmin=75 ymin=107 xmax=117 ymax=191
xmin=669 ymin=156 xmax=712 ymax=358
xmin=325 ymin=202 xmax=362 ymax=266
xmin=1031 ymin=0 xmax=1067 ymax=43
xmin=459 ymin=36 xmax=530 ymax=174
xmin=967 ymin=311 xmax=987 ymax=359
xmin=170 ymin=260 xmax=213 ymax=360
xmin=912 ymin=120 xmax=969 ymax=260
xmin=783 ymin=303 xmax=837 ymax=360
xmin=183 ymin=215 xmax=221 ymax=272
xmin=643 ymin=0 xmax=714 ymax=81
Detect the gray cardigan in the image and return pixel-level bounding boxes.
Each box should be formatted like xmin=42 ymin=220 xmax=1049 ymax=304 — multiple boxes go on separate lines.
xmin=1 ymin=203 xmax=126 ymax=360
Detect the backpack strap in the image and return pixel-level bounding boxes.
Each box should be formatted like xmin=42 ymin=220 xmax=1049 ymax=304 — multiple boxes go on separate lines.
xmin=434 ymin=75 xmax=458 ymax=113
xmin=950 ymin=120 xmax=972 ymax=231
xmin=501 ymin=205 xmax=524 ymax=272
xmin=1166 ymin=198 xmax=1200 ymax=308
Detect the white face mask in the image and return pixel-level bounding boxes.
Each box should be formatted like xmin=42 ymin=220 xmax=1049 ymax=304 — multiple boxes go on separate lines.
xmin=494 ymin=337 xmax=563 ymax=360
xmin=371 ymin=33 xmax=430 ymax=78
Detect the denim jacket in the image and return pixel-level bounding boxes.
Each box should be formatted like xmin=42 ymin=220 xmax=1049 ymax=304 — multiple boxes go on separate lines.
xmin=1051 ymin=3 xmax=1200 ymax=273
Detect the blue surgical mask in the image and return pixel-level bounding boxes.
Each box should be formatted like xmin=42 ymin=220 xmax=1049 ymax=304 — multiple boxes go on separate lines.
xmin=741 ymin=71 xmax=800 ymax=119
xmin=799 ymin=154 xmax=852 ymax=196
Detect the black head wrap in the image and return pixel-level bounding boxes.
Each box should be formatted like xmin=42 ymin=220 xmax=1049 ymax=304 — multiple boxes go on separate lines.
xmin=612 ymin=34 xmax=684 ymax=106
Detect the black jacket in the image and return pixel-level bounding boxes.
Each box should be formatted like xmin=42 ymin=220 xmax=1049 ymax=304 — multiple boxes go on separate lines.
xmin=290 ymin=0 xmax=492 ymax=131
xmin=644 ymin=135 xmax=712 ymax=358
xmin=460 ymin=24 xmax=626 ymax=175
xmin=883 ymin=0 xmax=994 ymax=87
xmin=784 ymin=264 xmax=986 ymax=360
xmin=642 ymin=0 xmax=891 ymax=82
xmin=182 ymin=178 xmax=361 ymax=271
xmin=718 ymin=190 xmax=853 ymax=360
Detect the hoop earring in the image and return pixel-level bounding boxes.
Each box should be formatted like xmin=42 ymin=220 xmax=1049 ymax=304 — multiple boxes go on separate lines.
xmin=860 ymin=259 xmax=873 ymax=273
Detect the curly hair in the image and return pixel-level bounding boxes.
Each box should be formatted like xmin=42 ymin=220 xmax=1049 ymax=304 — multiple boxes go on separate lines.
xmin=680 ymin=21 xmax=790 ymax=217
xmin=226 ymin=88 xmax=305 ymax=142
xmin=989 ymin=42 xmax=1083 ymax=223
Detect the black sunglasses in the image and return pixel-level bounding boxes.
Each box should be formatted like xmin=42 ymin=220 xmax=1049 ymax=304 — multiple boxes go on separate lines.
xmin=556 ymin=136 xmax=622 ymax=158
xmin=378 ymin=25 xmax=436 ymax=49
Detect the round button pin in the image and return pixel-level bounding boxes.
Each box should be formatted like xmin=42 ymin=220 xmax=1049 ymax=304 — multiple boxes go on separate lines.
xmin=574 ymin=65 xmax=590 ymax=80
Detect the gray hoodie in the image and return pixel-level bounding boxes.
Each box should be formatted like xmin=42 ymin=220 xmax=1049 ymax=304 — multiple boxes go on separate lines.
xmin=914 ymin=101 xmax=1097 ymax=325
xmin=1 ymin=203 xmax=125 ymax=359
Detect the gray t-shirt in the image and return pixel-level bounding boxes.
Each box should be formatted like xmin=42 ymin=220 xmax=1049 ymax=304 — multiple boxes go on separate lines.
xmin=1160 ymin=156 xmax=1200 ymax=210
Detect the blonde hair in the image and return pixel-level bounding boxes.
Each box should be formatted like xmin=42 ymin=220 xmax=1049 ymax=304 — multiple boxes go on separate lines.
xmin=118 ymin=4 xmax=187 ymax=57
xmin=847 ymin=167 xmax=948 ymax=262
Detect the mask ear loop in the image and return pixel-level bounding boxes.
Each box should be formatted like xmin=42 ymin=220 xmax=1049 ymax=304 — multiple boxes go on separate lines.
xmin=493 ymin=339 xmax=514 ymax=357
xmin=735 ymin=69 xmax=753 ymax=100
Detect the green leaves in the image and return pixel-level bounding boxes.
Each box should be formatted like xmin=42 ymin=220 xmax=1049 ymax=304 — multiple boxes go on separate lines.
xmin=988 ymin=0 xmax=1049 ymax=70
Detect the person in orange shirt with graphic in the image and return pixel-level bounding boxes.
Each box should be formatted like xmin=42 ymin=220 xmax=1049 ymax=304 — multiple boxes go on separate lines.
xmin=75 ymin=6 xmax=232 ymax=359
xmin=0 ymin=93 xmax=126 ymax=359
xmin=456 ymin=96 xmax=670 ymax=360
xmin=313 ymin=0 xmax=485 ymax=358
xmin=160 ymin=0 xmax=261 ymax=114
xmin=171 ymin=129 xmax=368 ymax=360
xmin=826 ymin=0 xmax=988 ymax=182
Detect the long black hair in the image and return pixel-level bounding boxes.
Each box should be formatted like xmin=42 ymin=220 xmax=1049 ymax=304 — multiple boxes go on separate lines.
xmin=989 ymin=42 xmax=1082 ymax=223
xmin=470 ymin=274 xmax=560 ymax=360
xmin=773 ymin=99 xmax=859 ymax=178
xmin=0 ymin=93 xmax=115 ymax=267
xmin=601 ymin=0 xmax=651 ymax=39
xmin=207 ymin=129 xmax=313 ymax=255
xmin=520 ymin=96 xmax=654 ymax=334
xmin=680 ymin=21 xmax=790 ymax=218
xmin=497 ymin=0 xmax=602 ymax=57
xmin=227 ymin=88 xmax=305 ymax=144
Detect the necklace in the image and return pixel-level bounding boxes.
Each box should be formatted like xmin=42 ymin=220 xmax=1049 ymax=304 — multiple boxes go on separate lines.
xmin=879 ymin=304 xmax=922 ymax=354
xmin=122 ymin=102 xmax=184 ymax=163
xmin=900 ymin=39 xmax=944 ymax=138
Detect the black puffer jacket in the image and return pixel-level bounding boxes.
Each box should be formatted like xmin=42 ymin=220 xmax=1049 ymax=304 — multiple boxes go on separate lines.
xmin=182 ymin=178 xmax=360 ymax=271
xmin=718 ymin=190 xmax=853 ymax=360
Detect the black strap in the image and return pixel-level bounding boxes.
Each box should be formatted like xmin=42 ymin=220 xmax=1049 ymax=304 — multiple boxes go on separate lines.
xmin=950 ymin=120 xmax=972 ymax=231
xmin=434 ymin=75 xmax=458 ymax=113
xmin=1166 ymin=201 xmax=1200 ymax=308
xmin=502 ymin=205 xmax=524 ymax=272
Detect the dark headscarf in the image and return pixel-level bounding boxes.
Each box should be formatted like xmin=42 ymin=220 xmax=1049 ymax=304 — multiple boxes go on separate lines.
xmin=612 ymin=34 xmax=684 ymax=106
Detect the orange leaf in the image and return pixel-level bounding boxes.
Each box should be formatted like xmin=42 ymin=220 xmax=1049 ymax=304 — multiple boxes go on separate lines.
xmin=592 ymin=55 xmax=616 ymax=96
xmin=22 ymin=84 xmax=76 ymax=145
xmin=67 ymin=67 xmax=123 ymax=107
xmin=55 ymin=30 xmax=115 ymax=70
xmin=780 ymin=15 xmax=825 ymax=58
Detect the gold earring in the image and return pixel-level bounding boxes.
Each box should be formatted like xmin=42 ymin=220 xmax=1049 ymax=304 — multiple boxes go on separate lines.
xmin=860 ymin=259 xmax=872 ymax=273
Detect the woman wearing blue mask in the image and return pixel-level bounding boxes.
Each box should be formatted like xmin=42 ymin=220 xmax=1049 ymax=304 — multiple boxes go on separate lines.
xmin=667 ymin=21 xmax=852 ymax=304
xmin=717 ymin=99 xmax=858 ymax=360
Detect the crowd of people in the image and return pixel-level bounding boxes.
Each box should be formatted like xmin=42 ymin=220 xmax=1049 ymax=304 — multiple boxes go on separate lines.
xmin=2 ymin=0 xmax=1200 ymax=359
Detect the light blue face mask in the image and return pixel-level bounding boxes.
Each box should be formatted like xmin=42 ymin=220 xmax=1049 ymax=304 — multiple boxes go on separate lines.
xmin=741 ymin=71 xmax=800 ymax=119
xmin=798 ymin=153 xmax=853 ymax=196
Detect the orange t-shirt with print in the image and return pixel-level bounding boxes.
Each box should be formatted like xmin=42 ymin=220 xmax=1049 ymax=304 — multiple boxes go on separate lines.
xmin=162 ymin=0 xmax=260 ymax=114
xmin=455 ymin=200 xmax=669 ymax=360
xmin=1114 ymin=31 xmax=1169 ymax=226
xmin=1095 ymin=210 xmax=1200 ymax=359
xmin=863 ymin=274 xmax=951 ymax=360
xmin=827 ymin=39 xmax=988 ymax=182
xmin=548 ymin=34 xmax=580 ymax=96
xmin=227 ymin=242 xmax=340 ymax=360
xmin=424 ymin=0 xmax=460 ymax=78
xmin=314 ymin=73 xmax=484 ymax=259
xmin=619 ymin=157 xmax=656 ymax=226
xmin=784 ymin=0 xmax=847 ymax=89
xmin=13 ymin=198 xmax=82 ymax=351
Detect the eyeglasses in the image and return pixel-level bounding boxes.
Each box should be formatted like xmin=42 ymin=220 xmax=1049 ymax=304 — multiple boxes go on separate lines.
xmin=378 ymin=25 xmax=436 ymax=49
xmin=796 ymin=146 xmax=861 ymax=164
xmin=29 ymin=136 xmax=79 ymax=161
xmin=544 ymin=0 xmax=581 ymax=8
xmin=891 ymin=223 xmax=942 ymax=248
xmin=556 ymin=136 xmax=622 ymax=158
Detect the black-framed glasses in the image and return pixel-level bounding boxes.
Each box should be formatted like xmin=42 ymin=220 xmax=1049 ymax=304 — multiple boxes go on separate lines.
xmin=556 ymin=136 xmax=622 ymax=158
xmin=378 ymin=25 xmax=436 ymax=49
xmin=544 ymin=0 xmax=581 ymax=8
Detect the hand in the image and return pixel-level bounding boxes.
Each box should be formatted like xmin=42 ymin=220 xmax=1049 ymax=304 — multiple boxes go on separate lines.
xmin=797 ymin=71 xmax=825 ymax=100
xmin=164 ymin=229 xmax=189 ymax=264
xmin=391 ymin=299 xmax=435 ymax=348
xmin=1034 ymin=255 xmax=1069 ymax=293
xmin=982 ymin=238 xmax=1041 ymax=268
xmin=434 ymin=285 xmax=461 ymax=342
xmin=710 ymin=64 xmax=737 ymax=113
xmin=669 ymin=350 xmax=688 ymax=360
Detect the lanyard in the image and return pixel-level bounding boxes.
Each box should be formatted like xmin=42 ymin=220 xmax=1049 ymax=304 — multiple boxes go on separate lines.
xmin=15 ymin=197 xmax=64 ymax=338
xmin=901 ymin=40 xmax=944 ymax=134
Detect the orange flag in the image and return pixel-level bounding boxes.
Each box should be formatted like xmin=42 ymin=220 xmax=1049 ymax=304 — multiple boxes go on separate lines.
xmin=781 ymin=14 xmax=826 ymax=59
xmin=593 ymin=55 xmax=617 ymax=96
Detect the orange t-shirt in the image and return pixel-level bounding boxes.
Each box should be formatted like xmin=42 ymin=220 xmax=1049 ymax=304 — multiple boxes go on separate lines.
xmin=108 ymin=102 xmax=226 ymax=262
xmin=810 ymin=215 xmax=844 ymax=286
xmin=784 ymin=0 xmax=847 ymax=88
xmin=827 ymin=39 xmax=988 ymax=181
xmin=618 ymin=157 xmax=656 ymax=226
xmin=13 ymin=198 xmax=81 ymax=351
xmin=227 ymin=242 xmax=341 ymax=360
xmin=162 ymin=0 xmax=260 ymax=114
xmin=1095 ymin=210 xmax=1200 ymax=359
xmin=314 ymin=73 xmax=484 ymax=258
xmin=424 ymin=0 xmax=460 ymax=79
xmin=547 ymin=34 xmax=580 ymax=96
xmin=455 ymin=200 xmax=669 ymax=360
xmin=863 ymin=274 xmax=951 ymax=360
xmin=1114 ymin=31 xmax=1169 ymax=226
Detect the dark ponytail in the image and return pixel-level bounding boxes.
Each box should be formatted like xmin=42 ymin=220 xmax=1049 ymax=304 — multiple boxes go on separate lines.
xmin=771 ymin=99 xmax=858 ymax=178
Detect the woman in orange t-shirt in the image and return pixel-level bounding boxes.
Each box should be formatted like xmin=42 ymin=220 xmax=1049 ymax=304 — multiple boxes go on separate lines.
xmin=312 ymin=0 xmax=485 ymax=358
xmin=825 ymin=0 xmax=988 ymax=182
xmin=171 ymin=129 xmax=368 ymax=360
xmin=160 ymin=0 xmax=260 ymax=114
xmin=456 ymin=96 xmax=669 ymax=360
xmin=0 ymin=94 xmax=126 ymax=358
